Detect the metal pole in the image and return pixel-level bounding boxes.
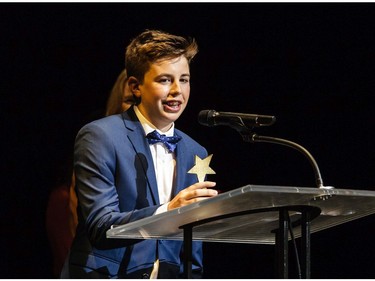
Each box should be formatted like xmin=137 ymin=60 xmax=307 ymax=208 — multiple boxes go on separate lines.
xmin=275 ymin=209 xmax=289 ymax=278
xmin=183 ymin=226 xmax=193 ymax=278
xmin=301 ymin=210 xmax=312 ymax=278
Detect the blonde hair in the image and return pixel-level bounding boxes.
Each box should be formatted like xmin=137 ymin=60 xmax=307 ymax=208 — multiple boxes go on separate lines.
xmin=105 ymin=69 xmax=135 ymax=116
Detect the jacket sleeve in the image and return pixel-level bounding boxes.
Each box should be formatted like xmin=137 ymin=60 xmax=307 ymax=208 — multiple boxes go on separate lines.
xmin=74 ymin=122 xmax=159 ymax=248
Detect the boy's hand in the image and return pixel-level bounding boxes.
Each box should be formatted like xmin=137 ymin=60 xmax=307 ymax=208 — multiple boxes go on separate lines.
xmin=167 ymin=181 xmax=218 ymax=210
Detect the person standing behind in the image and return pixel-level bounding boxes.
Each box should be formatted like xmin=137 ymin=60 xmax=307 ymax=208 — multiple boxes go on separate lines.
xmin=105 ymin=68 xmax=134 ymax=115
xmin=61 ymin=29 xmax=218 ymax=278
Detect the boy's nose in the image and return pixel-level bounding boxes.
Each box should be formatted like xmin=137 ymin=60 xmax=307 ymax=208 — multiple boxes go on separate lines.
xmin=170 ymin=81 xmax=182 ymax=94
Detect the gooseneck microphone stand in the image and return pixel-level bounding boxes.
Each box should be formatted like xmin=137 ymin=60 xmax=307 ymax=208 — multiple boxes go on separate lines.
xmin=197 ymin=112 xmax=333 ymax=278
xmin=246 ymin=133 xmax=326 ymax=189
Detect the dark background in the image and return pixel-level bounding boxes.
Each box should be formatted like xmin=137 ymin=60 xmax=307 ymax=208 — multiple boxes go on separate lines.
xmin=2 ymin=2 xmax=375 ymax=278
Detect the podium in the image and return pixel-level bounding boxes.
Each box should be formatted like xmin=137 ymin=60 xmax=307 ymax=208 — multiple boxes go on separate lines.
xmin=107 ymin=184 xmax=375 ymax=278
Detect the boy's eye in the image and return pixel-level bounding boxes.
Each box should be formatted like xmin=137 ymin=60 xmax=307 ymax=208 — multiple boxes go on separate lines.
xmin=159 ymin=78 xmax=172 ymax=83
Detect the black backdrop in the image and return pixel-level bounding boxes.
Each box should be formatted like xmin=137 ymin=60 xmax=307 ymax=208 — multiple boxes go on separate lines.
xmin=2 ymin=2 xmax=375 ymax=278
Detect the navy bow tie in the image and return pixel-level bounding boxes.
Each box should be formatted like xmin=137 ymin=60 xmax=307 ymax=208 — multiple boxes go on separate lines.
xmin=146 ymin=130 xmax=182 ymax=153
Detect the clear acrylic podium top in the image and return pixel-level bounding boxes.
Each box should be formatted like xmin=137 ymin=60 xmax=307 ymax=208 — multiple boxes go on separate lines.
xmin=106 ymin=185 xmax=375 ymax=244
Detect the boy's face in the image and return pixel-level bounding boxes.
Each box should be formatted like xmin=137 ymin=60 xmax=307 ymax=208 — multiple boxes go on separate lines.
xmin=135 ymin=55 xmax=191 ymax=132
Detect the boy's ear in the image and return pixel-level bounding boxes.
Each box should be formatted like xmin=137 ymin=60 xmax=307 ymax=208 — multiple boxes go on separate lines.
xmin=127 ymin=76 xmax=141 ymax=98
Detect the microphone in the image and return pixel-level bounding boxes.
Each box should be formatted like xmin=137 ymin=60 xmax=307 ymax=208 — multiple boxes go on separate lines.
xmin=198 ymin=110 xmax=276 ymax=128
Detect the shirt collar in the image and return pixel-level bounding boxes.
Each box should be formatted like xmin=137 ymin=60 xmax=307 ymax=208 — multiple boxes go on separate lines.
xmin=134 ymin=105 xmax=175 ymax=137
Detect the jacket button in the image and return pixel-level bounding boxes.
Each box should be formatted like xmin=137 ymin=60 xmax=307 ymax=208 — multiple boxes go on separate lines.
xmin=142 ymin=273 xmax=150 ymax=279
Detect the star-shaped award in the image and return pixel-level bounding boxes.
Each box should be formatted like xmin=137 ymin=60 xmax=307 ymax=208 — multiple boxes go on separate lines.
xmin=188 ymin=154 xmax=216 ymax=183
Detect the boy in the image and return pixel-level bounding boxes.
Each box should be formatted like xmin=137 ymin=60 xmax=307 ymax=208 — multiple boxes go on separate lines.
xmin=61 ymin=30 xmax=218 ymax=278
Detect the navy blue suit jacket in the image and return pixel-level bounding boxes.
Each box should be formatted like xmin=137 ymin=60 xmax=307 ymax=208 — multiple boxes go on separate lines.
xmin=61 ymin=107 xmax=206 ymax=278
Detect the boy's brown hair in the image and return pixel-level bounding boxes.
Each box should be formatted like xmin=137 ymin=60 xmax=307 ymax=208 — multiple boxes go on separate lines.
xmin=125 ymin=30 xmax=198 ymax=83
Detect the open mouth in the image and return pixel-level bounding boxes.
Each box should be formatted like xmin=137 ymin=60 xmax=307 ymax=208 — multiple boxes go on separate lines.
xmin=163 ymin=100 xmax=182 ymax=112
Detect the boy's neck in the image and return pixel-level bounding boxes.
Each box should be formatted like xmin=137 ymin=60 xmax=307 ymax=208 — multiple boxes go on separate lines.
xmin=134 ymin=105 xmax=174 ymax=136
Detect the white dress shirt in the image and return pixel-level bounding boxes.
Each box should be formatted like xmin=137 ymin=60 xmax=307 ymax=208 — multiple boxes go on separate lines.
xmin=133 ymin=106 xmax=177 ymax=213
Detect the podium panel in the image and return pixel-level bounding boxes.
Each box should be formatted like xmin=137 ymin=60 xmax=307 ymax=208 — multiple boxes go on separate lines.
xmin=107 ymin=185 xmax=375 ymax=244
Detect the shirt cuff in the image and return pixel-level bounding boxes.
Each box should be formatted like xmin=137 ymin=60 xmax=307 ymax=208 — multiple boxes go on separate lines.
xmin=154 ymin=203 xmax=169 ymax=215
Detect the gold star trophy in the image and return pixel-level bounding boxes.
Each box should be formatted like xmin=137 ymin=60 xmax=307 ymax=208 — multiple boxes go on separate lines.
xmin=187 ymin=154 xmax=216 ymax=182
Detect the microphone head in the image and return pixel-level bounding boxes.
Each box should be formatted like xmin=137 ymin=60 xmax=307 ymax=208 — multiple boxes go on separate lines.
xmin=198 ymin=110 xmax=217 ymax=126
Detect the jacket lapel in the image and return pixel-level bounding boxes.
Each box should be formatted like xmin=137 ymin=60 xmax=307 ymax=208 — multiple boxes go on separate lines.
xmin=121 ymin=108 xmax=160 ymax=205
